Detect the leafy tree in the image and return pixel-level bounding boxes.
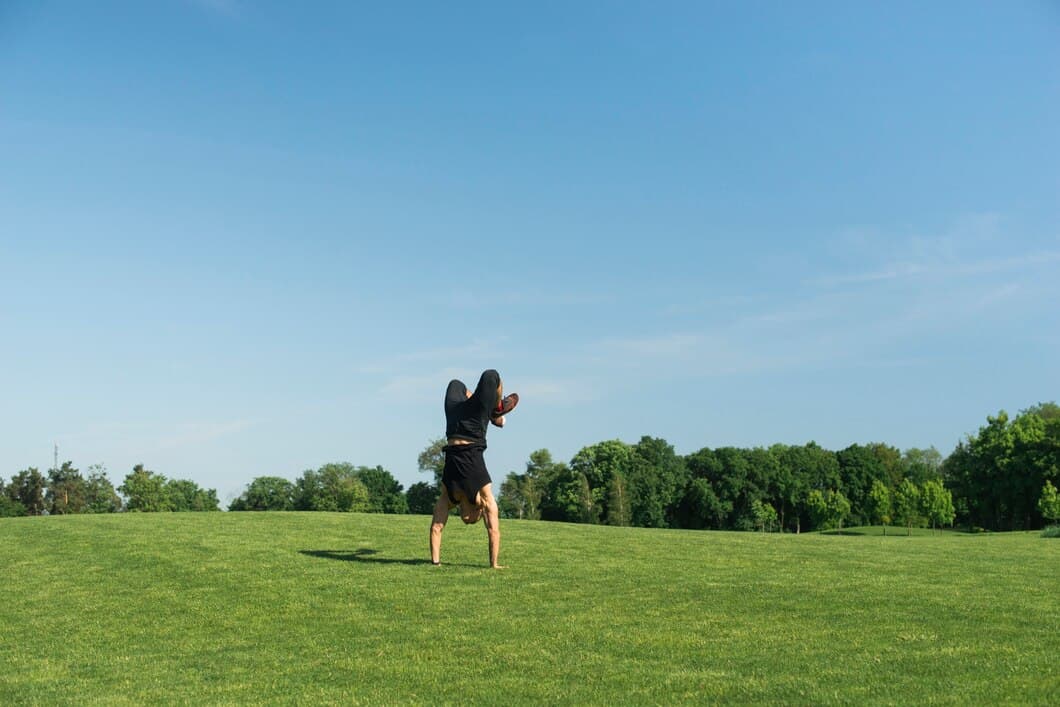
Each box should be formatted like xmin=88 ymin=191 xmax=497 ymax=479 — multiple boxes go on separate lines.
xmin=84 ymin=465 xmax=122 ymax=513
xmin=0 ymin=479 xmax=26 ymax=517
xmin=293 ymin=463 xmax=370 ymax=512
xmin=902 ymin=447 xmax=944 ymax=485
xmin=626 ymin=436 xmax=687 ymax=528
xmin=354 ymin=466 xmax=407 ymax=513
xmin=674 ymin=477 xmax=728 ymax=530
xmin=868 ymin=479 xmax=892 ymax=535
xmin=229 ymin=476 xmax=295 ymax=511
xmin=944 ymin=405 xmax=1060 ymax=530
xmin=570 ymin=440 xmax=633 ymax=523
xmin=406 ymin=481 xmax=438 ymax=515
xmin=167 ymin=479 xmax=220 ymax=511
xmin=777 ymin=443 xmax=840 ymax=533
xmin=47 ymin=462 xmax=88 ymax=515
xmin=540 ymin=464 xmax=587 ymax=523
xmin=1038 ymin=480 xmax=1060 ymax=525
xmin=120 ymin=465 xmax=173 ymax=512
xmin=807 ymin=489 xmax=850 ymax=531
xmin=836 ymin=444 xmax=888 ymax=526
xmin=893 ymin=478 xmax=922 ymax=535
xmin=751 ymin=499 xmax=778 ymax=532
xmin=8 ymin=468 xmax=47 ymax=515
xmin=418 ymin=438 xmax=447 ymax=486
xmin=920 ymin=479 xmax=955 ymax=531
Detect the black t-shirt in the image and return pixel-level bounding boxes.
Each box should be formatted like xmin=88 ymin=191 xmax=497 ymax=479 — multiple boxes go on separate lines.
xmin=444 ymin=369 xmax=500 ymax=444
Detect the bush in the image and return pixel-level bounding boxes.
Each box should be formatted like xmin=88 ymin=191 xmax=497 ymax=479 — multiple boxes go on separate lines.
xmin=1041 ymin=526 xmax=1060 ymax=538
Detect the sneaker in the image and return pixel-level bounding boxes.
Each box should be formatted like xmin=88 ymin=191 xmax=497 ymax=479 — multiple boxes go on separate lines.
xmin=492 ymin=393 xmax=519 ymax=417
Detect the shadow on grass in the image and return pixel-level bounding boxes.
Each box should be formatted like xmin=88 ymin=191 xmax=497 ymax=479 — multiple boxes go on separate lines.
xmin=299 ymin=549 xmax=479 ymax=568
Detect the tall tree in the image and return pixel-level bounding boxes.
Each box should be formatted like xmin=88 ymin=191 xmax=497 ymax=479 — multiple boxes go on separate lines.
xmin=867 ymin=479 xmax=892 ymax=535
xmin=0 ymin=479 xmax=27 ymax=517
xmin=893 ymin=479 xmax=922 ymax=535
xmin=166 ymin=479 xmax=220 ymax=511
xmin=293 ymin=463 xmax=370 ymax=512
xmin=418 ymin=438 xmax=447 ymax=486
xmin=84 ymin=465 xmax=122 ymax=513
xmin=46 ymin=461 xmax=87 ymax=515
xmin=920 ymin=479 xmax=955 ymax=531
xmin=9 ymin=468 xmax=47 ymax=515
xmin=570 ymin=440 xmax=633 ymax=523
xmin=120 ymin=465 xmax=172 ymax=512
xmin=902 ymin=447 xmax=944 ymax=485
xmin=405 ymin=481 xmax=438 ymax=515
xmin=229 ymin=476 xmax=295 ymax=511
xmin=354 ymin=466 xmax=407 ymax=514
xmin=627 ymin=436 xmax=687 ymax=528
xmin=836 ymin=444 xmax=887 ymax=526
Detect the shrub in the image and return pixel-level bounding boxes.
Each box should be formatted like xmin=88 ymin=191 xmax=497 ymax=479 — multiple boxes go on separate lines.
xmin=1041 ymin=526 xmax=1060 ymax=539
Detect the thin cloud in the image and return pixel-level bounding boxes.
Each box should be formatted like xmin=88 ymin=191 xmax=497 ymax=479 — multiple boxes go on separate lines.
xmin=815 ymin=251 xmax=1060 ymax=288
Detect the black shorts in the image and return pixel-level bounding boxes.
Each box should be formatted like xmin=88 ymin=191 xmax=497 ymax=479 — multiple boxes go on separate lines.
xmin=442 ymin=443 xmax=492 ymax=504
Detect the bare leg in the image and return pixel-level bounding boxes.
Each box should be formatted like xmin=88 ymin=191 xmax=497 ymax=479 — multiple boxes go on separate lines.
xmin=478 ymin=484 xmax=505 ymax=569
xmin=429 ymin=488 xmax=452 ymax=564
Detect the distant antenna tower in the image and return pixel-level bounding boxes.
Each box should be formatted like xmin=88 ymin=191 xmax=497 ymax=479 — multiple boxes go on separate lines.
xmin=54 ymin=442 xmax=58 ymax=472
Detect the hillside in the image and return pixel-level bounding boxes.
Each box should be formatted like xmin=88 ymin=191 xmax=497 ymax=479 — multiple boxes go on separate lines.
xmin=1 ymin=513 xmax=1057 ymax=704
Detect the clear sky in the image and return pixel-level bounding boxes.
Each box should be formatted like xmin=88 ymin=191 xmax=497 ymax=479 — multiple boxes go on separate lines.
xmin=2 ymin=1 xmax=1058 ymax=505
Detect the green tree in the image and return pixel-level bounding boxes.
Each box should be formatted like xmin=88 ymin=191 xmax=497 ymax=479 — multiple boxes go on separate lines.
xmin=902 ymin=447 xmax=944 ymax=485
xmin=0 ymin=479 xmax=27 ymax=517
xmin=9 ymin=468 xmax=48 ymax=515
xmin=920 ymin=479 xmax=955 ymax=531
xmin=354 ymin=466 xmax=407 ymax=513
xmin=166 ymin=479 xmax=220 ymax=511
xmin=627 ymin=436 xmax=688 ymax=528
xmin=293 ymin=463 xmax=370 ymax=512
xmin=120 ymin=465 xmax=172 ymax=512
xmin=836 ymin=444 xmax=889 ymax=527
xmin=945 ymin=405 xmax=1060 ymax=530
xmin=605 ymin=471 xmax=631 ymax=526
xmin=570 ymin=440 xmax=633 ymax=523
xmin=46 ymin=461 xmax=87 ymax=515
xmin=893 ymin=478 xmax=922 ymax=535
xmin=751 ymin=499 xmax=778 ymax=532
xmin=775 ymin=443 xmax=839 ymax=533
xmin=1038 ymin=480 xmax=1060 ymax=525
xmin=84 ymin=465 xmax=122 ymax=513
xmin=868 ymin=479 xmax=892 ymax=535
xmin=229 ymin=476 xmax=295 ymax=511
xmin=675 ymin=477 xmax=728 ymax=530
xmin=807 ymin=489 xmax=850 ymax=532
xmin=405 ymin=481 xmax=438 ymax=515
xmin=418 ymin=438 xmax=447 ymax=486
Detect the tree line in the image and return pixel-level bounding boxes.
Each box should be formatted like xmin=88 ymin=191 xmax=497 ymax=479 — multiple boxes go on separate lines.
xmin=0 ymin=463 xmax=218 ymax=516
xmin=494 ymin=402 xmax=1059 ymax=533
xmin=4 ymin=403 xmax=1057 ymax=532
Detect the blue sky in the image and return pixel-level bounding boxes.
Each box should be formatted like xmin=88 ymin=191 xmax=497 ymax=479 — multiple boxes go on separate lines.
xmin=2 ymin=1 xmax=1057 ymax=504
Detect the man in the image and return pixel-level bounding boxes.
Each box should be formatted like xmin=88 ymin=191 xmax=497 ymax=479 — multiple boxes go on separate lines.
xmin=429 ymin=369 xmax=517 ymax=569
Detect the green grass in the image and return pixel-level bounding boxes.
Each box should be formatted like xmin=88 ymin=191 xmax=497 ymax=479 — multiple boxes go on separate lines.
xmin=2 ymin=513 xmax=1058 ymax=705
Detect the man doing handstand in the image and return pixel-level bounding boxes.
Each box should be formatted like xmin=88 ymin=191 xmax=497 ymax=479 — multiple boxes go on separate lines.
xmin=429 ymin=369 xmax=517 ymax=569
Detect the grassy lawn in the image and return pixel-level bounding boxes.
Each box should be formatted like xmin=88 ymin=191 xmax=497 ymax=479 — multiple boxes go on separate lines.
xmin=2 ymin=512 xmax=1058 ymax=704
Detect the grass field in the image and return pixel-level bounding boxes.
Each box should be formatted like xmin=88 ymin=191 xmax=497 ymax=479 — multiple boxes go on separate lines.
xmin=2 ymin=513 xmax=1058 ymax=704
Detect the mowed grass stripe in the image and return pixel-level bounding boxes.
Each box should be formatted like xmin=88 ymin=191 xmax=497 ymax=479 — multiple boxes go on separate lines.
xmin=2 ymin=513 xmax=1058 ymax=704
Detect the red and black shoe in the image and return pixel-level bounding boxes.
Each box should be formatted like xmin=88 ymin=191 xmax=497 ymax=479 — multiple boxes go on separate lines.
xmin=491 ymin=393 xmax=519 ymax=418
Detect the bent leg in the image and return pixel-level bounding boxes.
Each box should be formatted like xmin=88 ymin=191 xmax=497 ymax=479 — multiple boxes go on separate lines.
xmin=471 ymin=369 xmax=502 ymax=413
